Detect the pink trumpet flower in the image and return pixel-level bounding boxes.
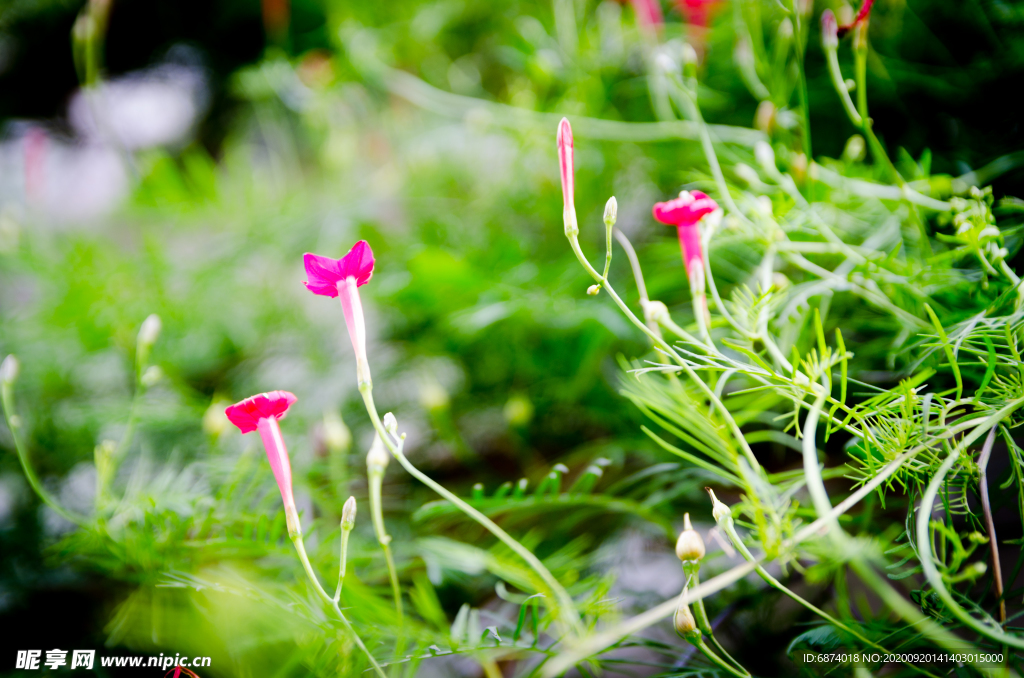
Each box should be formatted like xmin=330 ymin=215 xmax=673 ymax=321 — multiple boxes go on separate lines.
xmin=225 ymin=391 xmax=301 ymax=536
xmin=303 ymin=240 xmax=375 ymax=388
xmin=557 ymin=117 xmax=577 ymax=236
xmin=652 ymin=191 xmax=718 ymax=276
xmin=837 ymin=0 xmax=874 ymax=37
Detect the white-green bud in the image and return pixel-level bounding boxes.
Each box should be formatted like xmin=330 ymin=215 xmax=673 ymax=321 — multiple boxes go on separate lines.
xmin=138 ymin=314 xmax=162 ymax=347
xmin=706 ymin=487 xmax=731 ymax=523
xmin=1 ymin=354 xmax=19 ymax=386
xmin=382 ymin=412 xmax=398 ymax=436
xmin=673 ymin=600 xmax=698 ymax=638
xmin=675 ymin=513 xmax=706 ymax=562
xmin=587 ymin=284 xmax=601 ymax=296
xmin=367 ymin=434 xmax=389 ymax=472
xmin=603 ymin=196 xmax=618 ymax=227
xmin=341 ymin=496 xmax=357 ymax=530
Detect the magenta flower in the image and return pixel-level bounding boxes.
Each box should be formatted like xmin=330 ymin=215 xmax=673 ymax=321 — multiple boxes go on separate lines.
xmin=557 ymin=117 xmax=577 ymax=235
xmin=676 ymin=0 xmax=718 ymax=28
xmin=837 ymin=0 xmax=874 ymax=37
xmin=225 ymin=391 xmax=301 ymax=536
xmin=303 ymin=240 xmax=375 ymax=388
xmin=653 ymin=191 xmax=719 ymax=276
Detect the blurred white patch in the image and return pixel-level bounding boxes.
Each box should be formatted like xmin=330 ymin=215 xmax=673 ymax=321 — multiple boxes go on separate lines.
xmin=69 ymin=57 xmax=208 ymax=150
xmin=0 ymin=46 xmax=208 ymax=223
xmin=60 ymin=462 xmax=97 ymax=516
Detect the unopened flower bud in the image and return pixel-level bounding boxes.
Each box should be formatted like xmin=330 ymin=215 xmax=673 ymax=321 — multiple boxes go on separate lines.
xmin=1 ymin=354 xmax=19 ymax=386
xmin=587 ymin=284 xmax=601 ymax=296
xmin=706 ymin=487 xmax=731 ymax=523
xmin=557 ymin=117 xmax=578 ymax=237
xmin=754 ymin=101 xmax=775 ymax=133
xmin=821 ymin=10 xmax=838 ymax=49
xmin=382 ymin=412 xmax=398 ymax=436
xmin=673 ymin=601 xmax=699 ymax=638
xmin=367 ymin=434 xmax=389 ymax=472
xmin=681 ymin=44 xmax=698 ymax=79
xmin=341 ymin=496 xmax=357 ymax=530
xmin=138 ymin=314 xmax=162 ymax=347
xmin=675 ymin=513 xmax=706 ymax=561
xmin=604 ymin=196 xmax=618 ymax=228
xmin=842 ymin=135 xmax=866 ymax=163
xmin=778 ymin=18 xmax=793 ymax=41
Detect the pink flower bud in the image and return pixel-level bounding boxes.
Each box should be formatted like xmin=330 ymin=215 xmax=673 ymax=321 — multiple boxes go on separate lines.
xmin=303 ymin=241 xmax=376 ymax=388
xmin=225 ymin=391 xmax=302 ymax=536
xmin=557 ymin=117 xmax=578 ymax=236
xmin=821 ymin=9 xmax=838 ymax=49
xmin=652 ymin=191 xmax=718 ymax=275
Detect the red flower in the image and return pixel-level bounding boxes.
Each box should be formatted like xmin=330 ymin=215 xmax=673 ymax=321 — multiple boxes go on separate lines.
xmin=677 ymin=0 xmax=718 ymax=28
xmin=653 ymin=191 xmax=719 ymax=275
xmin=225 ymin=391 xmax=301 ymax=536
xmin=837 ymin=0 xmax=874 ymax=37
xmin=303 ymin=240 xmax=375 ymax=298
xmin=225 ymin=390 xmax=297 ymax=434
xmin=303 ymin=241 xmax=375 ymax=388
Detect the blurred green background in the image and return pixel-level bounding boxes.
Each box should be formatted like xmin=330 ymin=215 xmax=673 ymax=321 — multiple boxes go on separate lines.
xmin=1 ymin=0 xmax=1023 ymax=675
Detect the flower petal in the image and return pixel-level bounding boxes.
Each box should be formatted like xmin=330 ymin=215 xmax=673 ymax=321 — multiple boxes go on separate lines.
xmin=338 ymin=240 xmax=375 ymax=287
xmin=225 ymin=391 xmax=297 ymax=434
xmin=304 ymin=252 xmax=343 ymax=289
xmin=652 ymin=191 xmax=718 ymax=227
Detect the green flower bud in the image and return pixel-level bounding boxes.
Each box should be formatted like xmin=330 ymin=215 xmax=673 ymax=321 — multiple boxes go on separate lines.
xmin=341 ymin=496 xmax=357 ymax=530
xmin=603 ymin=196 xmax=618 ymax=228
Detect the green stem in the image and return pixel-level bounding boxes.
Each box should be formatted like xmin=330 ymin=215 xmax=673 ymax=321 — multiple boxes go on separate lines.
xmin=359 ymin=386 xmax=585 ymax=637
xmin=291 ymin=535 xmax=387 ymax=677
xmin=567 ymin=234 xmax=760 ymax=471
xmin=694 ymin=637 xmax=748 ymax=678
xmin=688 ymin=569 xmax=747 ymax=675
xmin=368 ymin=467 xmax=404 ymax=624
xmin=1 ymin=380 xmax=86 ymax=527
xmin=916 ymin=398 xmax=1024 ymax=650
xmin=334 ymin=526 xmax=352 ymax=602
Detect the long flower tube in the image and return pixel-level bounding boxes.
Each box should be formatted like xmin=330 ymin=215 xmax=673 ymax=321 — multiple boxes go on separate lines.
xmin=225 ymin=391 xmax=386 ymax=677
xmin=653 ymin=191 xmax=718 ymax=345
xmin=303 ymin=241 xmax=375 ymax=389
xmin=303 ymin=243 xmax=586 ymax=638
